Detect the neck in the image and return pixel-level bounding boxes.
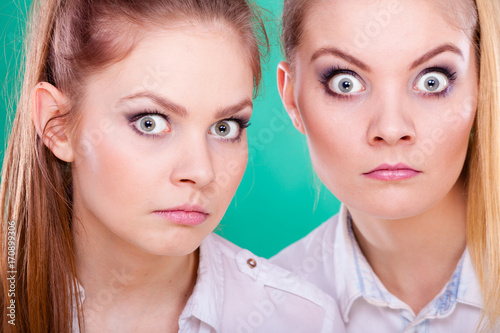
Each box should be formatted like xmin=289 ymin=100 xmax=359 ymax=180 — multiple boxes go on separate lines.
xmin=348 ymin=180 xmax=467 ymax=315
xmin=72 ymin=217 xmax=198 ymax=318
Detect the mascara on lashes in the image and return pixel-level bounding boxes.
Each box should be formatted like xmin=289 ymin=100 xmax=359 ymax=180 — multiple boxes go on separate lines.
xmin=213 ymin=116 xmax=251 ymax=143
xmin=415 ymin=66 xmax=457 ymax=98
xmin=318 ymin=66 xmax=365 ymax=99
xmin=128 ymin=110 xmax=251 ymax=142
xmin=318 ymin=65 xmax=458 ymax=99
xmin=127 ymin=109 xmax=171 ymax=138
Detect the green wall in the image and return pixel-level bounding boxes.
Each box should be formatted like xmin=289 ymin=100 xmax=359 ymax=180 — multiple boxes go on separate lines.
xmin=0 ymin=0 xmax=341 ymax=258
xmin=1 ymin=1 xmax=27 ymax=156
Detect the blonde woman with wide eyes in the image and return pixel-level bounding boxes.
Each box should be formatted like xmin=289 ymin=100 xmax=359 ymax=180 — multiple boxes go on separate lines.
xmin=0 ymin=0 xmax=345 ymax=331
xmin=273 ymin=0 xmax=500 ymax=332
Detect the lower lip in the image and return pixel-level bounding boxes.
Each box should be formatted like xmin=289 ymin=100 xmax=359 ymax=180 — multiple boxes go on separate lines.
xmin=153 ymin=211 xmax=208 ymax=226
xmin=364 ymin=169 xmax=420 ymax=181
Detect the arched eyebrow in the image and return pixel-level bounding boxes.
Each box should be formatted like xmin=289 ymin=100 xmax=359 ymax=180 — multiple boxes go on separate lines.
xmin=117 ymin=91 xmax=252 ymax=119
xmin=215 ymin=98 xmax=253 ymax=119
xmin=311 ymin=43 xmax=464 ymax=73
xmin=311 ymin=47 xmax=371 ymax=72
xmin=118 ymin=91 xmax=188 ymax=118
xmin=410 ymin=43 xmax=464 ymax=70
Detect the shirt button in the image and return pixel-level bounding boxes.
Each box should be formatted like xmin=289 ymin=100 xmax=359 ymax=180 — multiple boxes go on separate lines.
xmin=247 ymin=258 xmax=257 ymax=268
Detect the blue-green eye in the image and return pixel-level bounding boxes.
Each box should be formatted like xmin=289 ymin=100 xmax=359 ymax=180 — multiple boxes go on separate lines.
xmin=415 ymin=72 xmax=449 ymax=93
xmin=134 ymin=115 xmax=170 ymax=135
xmin=328 ymin=74 xmax=365 ymax=94
xmin=209 ymin=120 xmax=240 ymax=139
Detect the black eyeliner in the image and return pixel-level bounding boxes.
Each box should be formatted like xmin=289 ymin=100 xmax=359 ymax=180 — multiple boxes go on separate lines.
xmin=219 ymin=116 xmax=251 ymax=143
xmin=226 ymin=116 xmax=251 ymax=129
xmin=128 ymin=109 xmax=171 ymax=139
xmin=421 ymin=66 xmax=457 ymax=81
xmin=127 ymin=109 xmax=170 ymax=123
xmin=417 ymin=65 xmax=458 ymax=98
xmin=318 ymin=66 xmax=363 ymax=100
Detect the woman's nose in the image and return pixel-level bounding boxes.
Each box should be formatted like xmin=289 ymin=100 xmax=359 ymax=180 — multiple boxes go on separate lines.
xmin=366 ymin=96 xmax=416 ymax=146
xmin=169 ymin=137 xmax=216 ymax=188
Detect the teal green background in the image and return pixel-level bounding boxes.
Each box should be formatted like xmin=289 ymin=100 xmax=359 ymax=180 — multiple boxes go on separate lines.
xmin=0 ymin=0 xmax=341 ymax=258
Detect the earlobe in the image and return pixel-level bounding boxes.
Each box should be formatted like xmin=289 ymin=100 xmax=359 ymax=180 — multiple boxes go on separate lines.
xmin=33 ymin=82 xmax=75 ymax=162
xmin=277 ymin=61 xmax=305 ymax=134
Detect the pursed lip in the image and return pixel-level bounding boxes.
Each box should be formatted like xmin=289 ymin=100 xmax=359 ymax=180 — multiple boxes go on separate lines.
xmin=153 ymin=204 xmax=209 ymax=226
xmin=363 ymin=163 xmax=421 ymax=181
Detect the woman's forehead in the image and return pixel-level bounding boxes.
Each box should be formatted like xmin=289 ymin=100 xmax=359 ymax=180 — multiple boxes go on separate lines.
xmin=305 ymin=0 xmax=477 ymax=36
xmin=299 ymin=0 xmax=476 ymax=61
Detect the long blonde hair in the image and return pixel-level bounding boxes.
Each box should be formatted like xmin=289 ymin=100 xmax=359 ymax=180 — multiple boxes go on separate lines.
xmin=0 ymin=0 xmax=267 ymax=331
xmin=467 ymin=0 xmax=500 ymax=330
xmin=281 ymin=0 xmax=500 ymax=330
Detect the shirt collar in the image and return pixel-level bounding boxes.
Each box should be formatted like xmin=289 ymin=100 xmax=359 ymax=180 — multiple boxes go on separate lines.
xmin=334 ymin=204 xmax=483 ymax=323
xmin=333 ymin=204 xmax=364 ymax=322
xmin=178 ymin=233 xmax=224 ymax=331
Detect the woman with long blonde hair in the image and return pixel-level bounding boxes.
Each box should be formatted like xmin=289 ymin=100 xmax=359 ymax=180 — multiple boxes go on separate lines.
xmin=0 ymin=0 xmax=344 ymax=331
xmin=273 ymin=0 xmax=500 ymax=331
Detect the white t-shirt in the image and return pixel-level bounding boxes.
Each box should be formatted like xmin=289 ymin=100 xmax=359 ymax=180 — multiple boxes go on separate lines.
xmin=73 ymin=233 xmax=345 ymax=332
xmin=272 ymin=205 xmax=484 ymax=333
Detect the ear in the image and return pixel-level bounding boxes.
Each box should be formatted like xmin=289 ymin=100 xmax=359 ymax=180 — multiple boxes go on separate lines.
xmin=32 ymin=82 xmax=75 ymax=162
xmin=277 ymin=61 xmax=305 ymax=134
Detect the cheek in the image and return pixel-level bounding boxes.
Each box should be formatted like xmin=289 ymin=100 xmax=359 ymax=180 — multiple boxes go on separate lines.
xmin=77 ymin=132 xmax=126 ymax=176
xmin=212 ymin=143 xmax=248 ymax=196
xmin=298 ymin=94 xmax=358 ymax=163
xmin=299 ymin=111 xmax=358 ymax=194
xmin=306 ymin=124 xmax=347 ymax=171
xmin=72 ymin=128 xmax=153 ymax=210
xmin=423 ymin=99 xmax=476 ymax=167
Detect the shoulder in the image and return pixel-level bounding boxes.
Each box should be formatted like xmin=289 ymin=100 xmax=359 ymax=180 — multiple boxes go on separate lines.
xmin=271 ymin=213 xmax=342 ymax=269
xmin=207 ymin=232 xmax=332 ymax=306
xmin=207 ymin=233 xmax=345 ymax=332
xmin=269 ymin=211 xmax=348 ymax=301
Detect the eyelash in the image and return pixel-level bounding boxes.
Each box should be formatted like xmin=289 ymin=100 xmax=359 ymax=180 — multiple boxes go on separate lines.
xmin=217 ymin=117 xmax=251 ymax=143
xmin=128 ymin=110 xmax=251 ymax=142
xmin=417 ymin=66 xmax=457 ymax=98
xmin=318 ymin=65 xmax=458 ymax=100
xmin=319 ymin=66 xmax=360 ymax=100
xmin=128 ymin=109 xmax=170 ymax=139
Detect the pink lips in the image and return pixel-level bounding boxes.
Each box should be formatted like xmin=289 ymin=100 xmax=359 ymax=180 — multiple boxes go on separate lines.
xmin=153 ymin=205 xmax=209 ymax=226
xmin=363 ymin=163 xmax=421 ymax=181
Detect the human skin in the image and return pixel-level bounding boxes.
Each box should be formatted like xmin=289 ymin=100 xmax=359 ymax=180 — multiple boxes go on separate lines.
xmin=33 ymin=23 xmax=254 ymax=332
xmin=278 ymin=0 xmax=477 ymax=314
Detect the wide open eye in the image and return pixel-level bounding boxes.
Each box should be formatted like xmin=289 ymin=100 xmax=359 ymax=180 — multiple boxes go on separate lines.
xmin=328 ymin=74 xmax=365 ymax=95
xmin=415 ymin=72 xmax=449 ymax=93
xmin=209 ymin=120 xmax=241 ymax=140
xmin=134 ymin=115 xmax=170 ymax=135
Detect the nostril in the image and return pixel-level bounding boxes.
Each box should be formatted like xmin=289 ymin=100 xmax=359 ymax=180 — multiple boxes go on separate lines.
xmin=180 ymin=179 xmax=195 ymax=184
xmin=371 ymin=134 xmax=412 ymax=144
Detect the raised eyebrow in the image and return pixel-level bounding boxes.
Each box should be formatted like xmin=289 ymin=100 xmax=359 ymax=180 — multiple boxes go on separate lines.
xmin=410 ymin=43 xmax=464 ymax=70
xmin=117 ymin=91 xmax=188 ymax=118
xmin=311 ymin=47 xmax=371 ymax=72
xmin=215 ymin=98 xmax=253 ymax=119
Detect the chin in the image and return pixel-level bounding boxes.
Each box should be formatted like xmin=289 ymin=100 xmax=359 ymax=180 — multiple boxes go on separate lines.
xmin=140 ymin=243 xmax=200 ymax=257
xmin=364 ymin=206 xmax=428 ymax=220
xmin=132 ymin=234 xmax=204 ymax=257
xmin=344 ymin=194 xmax=436 ymax=221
